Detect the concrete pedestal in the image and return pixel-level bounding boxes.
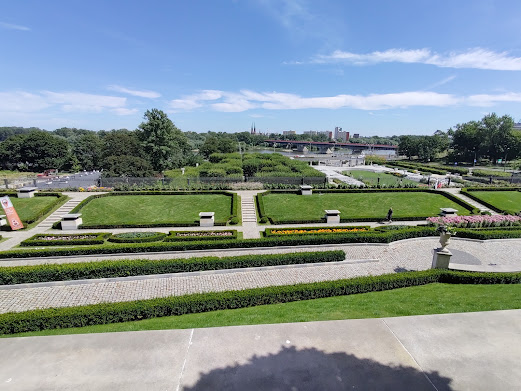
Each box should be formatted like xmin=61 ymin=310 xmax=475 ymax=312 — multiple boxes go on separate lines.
xmin=300 ymin=185 xmax=312 ymax=196
xmin=61 ymin=214 xmax=83 ymax=230
xmin=432 ymin=249 xmax=452 ymax=269
xmin=199 ymin=212 xmax=215 ymax=227
xmin=325 ymin=210 xmax=341 ymax=224
xmin=17 ymin=187 xmax=38 ymax=198
xmin=440 ymin=208 xmax=458 ymax=216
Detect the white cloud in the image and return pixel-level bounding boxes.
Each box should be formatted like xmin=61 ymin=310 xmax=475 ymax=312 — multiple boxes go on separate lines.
xmin=107 ymin=85 xmax=161 ymax=98
xmin=0 ymin=90 xmax=134 ymax=115
xmin=0 ymin=22 xmax=30 ymax=31
xmin=313 ymin=48 xmax=521 ymax=71
xmin=465 ymin=92 xmax=521 ymax=106
xmin=169 ymin=89 xmax=521 ymax=112
xmin=111 ymin=108 xmax=139 ymax=115
xmin=0 ymin=92 xmax=49 ymax=112
xmin=42 ymin=91 xmax=126 ymax=112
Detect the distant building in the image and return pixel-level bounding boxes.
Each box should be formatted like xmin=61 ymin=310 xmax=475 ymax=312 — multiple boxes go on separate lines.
xmin=303 ymin=130 xmax=333 ymax=139
xmin=514 ymin=122 xmax=521 ymax=130
xmin=283 ymin=130 xmax=296 ymax=136
xmin=353 ymin=133 xmax=360 ymax=139
xmin=334 ymin=127 xmax=342 ymax=139
xmin=334 ymin=126 xmax=349 ymax=142
xmin=250 ymin=123 xmax=257 ymax=135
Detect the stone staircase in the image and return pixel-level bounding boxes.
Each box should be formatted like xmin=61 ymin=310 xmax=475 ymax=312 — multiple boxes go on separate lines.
xmin=241 ymin=195 xmax=257 ymax=223
xmin=38 ymin=199 xmax=83 ymax=229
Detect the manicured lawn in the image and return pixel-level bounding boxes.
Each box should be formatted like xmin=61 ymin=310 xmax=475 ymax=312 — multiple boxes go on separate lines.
xmin=344 ymin=170 xmax=418 ymax=187
xmin=468 ymin=191 xmax=521 ymax=214
xmin=5 ymin=283 xmax=520 ymax=338
xmin=262 ymin=192 xmax=471 ymax=221
xmin=10 ymin=196 xmax=60 ymax=223
xmin=80 ymin=194 xmax=232 ymax=225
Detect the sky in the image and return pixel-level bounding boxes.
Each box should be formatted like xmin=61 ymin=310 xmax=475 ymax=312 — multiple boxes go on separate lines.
xmin=1 ymin=0 xmax=521 ymax=136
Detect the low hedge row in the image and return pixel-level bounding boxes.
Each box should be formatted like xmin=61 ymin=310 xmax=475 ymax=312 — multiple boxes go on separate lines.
xmin=0 ymin=250 xmax=345 ymax=285
xmin=265 ymin=226 xmax=371 ymax=236
xmin=165 ymin=230 xmax=238 ymax=242
xmin=107 ymin=232 xmax=167 ymax=243
xmin=0 ymin=227 xmax=437 ymax=259
xmin=1 ymin=269 xmax=519 ymax=334
xmin=455 ymin=228 xmax=521 ymax=240
xmin=20 ymin=232 xmax=110 ymax=247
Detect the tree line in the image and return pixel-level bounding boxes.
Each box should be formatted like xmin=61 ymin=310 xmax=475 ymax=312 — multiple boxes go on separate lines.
xmin=1 ymin=110 xmax=518 ymax=177
xmin=398 ymin=113 xmax=521 ymax=164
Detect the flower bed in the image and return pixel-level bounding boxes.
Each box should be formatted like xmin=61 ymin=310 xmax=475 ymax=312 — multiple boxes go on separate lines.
xmin=164 ymin=230 xmax=238 ymax=242
xmin=21 ymin=233 xmax=110 ymax=246
xmin=267 ymin=227 xmax=369 ymax=236
xmin=427 ymin=214 xmax=521 ymax=229
xmin=107 ymin=232 xmax=166 ymax=243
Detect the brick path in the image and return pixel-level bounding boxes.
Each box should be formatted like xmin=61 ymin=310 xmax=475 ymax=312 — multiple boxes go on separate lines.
xmin=1 ymin=237 xmax=520 ymax=314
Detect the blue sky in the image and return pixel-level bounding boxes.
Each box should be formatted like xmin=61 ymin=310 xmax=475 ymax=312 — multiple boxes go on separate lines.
xmin=1 ymin=0 xmax=521 ymax=136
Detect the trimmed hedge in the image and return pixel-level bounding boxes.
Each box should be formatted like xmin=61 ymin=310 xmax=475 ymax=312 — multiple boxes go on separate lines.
xmin=0 ymin=227 xmax=437 ymax=259
xmin=455 ymin=228 xmax=521 ymax=240
xmin=69 ymin=191 xmax=238 ymax=228
xmin=20 ymin=232 xmax=110 ymax=247
xmin=1 ymin=269 xmax=519 ymax=335
xmin=0 ymin=250 xmax=345 ymax=285
xmin=256 ymin=189 xmax=479 ymax=224
xmin=165 ymin=230 xmax=238 ymax=242
xmin=265 ymin=226 xmax=371 ymax=237
xmin=107 ymin=232 xmax=166 ymax=243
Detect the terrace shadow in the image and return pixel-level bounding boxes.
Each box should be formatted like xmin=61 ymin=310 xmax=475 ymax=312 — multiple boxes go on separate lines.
xmin=183 ymin=345 xmax=452 ymax=391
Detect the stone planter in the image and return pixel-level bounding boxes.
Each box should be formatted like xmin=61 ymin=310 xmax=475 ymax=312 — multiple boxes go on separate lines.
xmin=439 ymin=232 xmax=451 ymax=252
xmin=300 ymin=185 xmax=312 ymax=196
xmin=199 ymin=212 xmax=215 ymax=227
xmin=61 ymin=214 xmax=83 ymax=230
xmin=324 ymin=210 xmax=341 ymax=224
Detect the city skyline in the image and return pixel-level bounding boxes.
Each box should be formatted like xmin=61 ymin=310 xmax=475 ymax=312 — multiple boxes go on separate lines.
xmin=1 ymin=0 xmax=521 ymax=135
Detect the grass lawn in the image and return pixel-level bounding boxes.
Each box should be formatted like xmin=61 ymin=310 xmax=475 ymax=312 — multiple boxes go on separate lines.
xmin=468 ymin=191 xmax=521 ymax=214
xmin=262 ymin=191 xmax=470 ymax=221
xmin=10 ymin=196 xmax=61 ymax=223
xmin=344 ymin=170 xmax=418 ymax=187
xmin=4 ymin=283 xmax=520 ymax=338
xmin=80 ymin=194 xmax=232 ymax=225
xmin=0 ymin=170 xmax=37 ymax=179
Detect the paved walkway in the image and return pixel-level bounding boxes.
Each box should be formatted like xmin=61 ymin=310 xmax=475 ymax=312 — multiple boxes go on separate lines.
xmin=1 ymin=237 xmax=520 ymax=314
xmin=1 ymin=310 xmax=519 ymax=390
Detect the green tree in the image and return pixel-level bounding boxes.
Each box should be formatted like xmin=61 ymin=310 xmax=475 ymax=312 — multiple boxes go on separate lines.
xmin=73 ymin=133 xmax=103 ymax=171
xmin=102 ymin=155 xmax=154 ymax=177
xmin=0 ymin=134 xmax=24 ymax=170
xmin=136 ymin=109 xmax=190 ymax=172
xmin=16 ymin=131 xmax=71 ymax=171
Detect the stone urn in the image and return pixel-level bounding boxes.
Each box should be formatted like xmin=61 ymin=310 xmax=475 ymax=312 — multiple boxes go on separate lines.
xmin=439 ymin=230 xmax=452 ymax=252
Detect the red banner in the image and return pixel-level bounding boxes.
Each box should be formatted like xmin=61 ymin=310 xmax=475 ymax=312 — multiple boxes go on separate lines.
xmin=0 ymin=196 xmax=24 ymax=230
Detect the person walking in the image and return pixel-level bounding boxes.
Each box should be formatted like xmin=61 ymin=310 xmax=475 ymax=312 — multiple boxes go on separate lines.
xmin=386 ymin=207 xmax=393 ymax=223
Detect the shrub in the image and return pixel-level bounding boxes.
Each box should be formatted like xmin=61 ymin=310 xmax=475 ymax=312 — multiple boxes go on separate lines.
xmin=1 ymin=269 xmax=519 ymax=334
xmin=20 ymin=232 xmax=110 ymax=246
xmin=165 ymin=230 xmax=238 ymax=241
xmin=107 ymin=232 xmax=166 ymax=243
xmin=0 ymin=250 xmax=345 ymax=285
